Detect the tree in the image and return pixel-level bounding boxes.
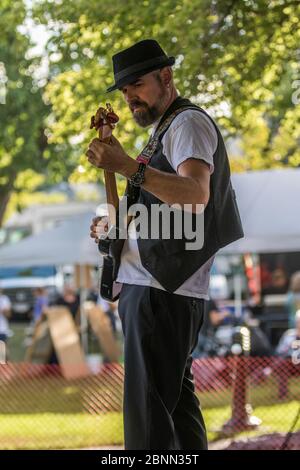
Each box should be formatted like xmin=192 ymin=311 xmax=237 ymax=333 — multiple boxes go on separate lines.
xmin=0 ymin=0 xmax=49 ymax=225
xmin=0 ymin=0 xmax=83 ymax=227
xmin=2 ymin=1 xmax=299 ymax=225
xmin=32 ymin=0 xmax=300 ymax=178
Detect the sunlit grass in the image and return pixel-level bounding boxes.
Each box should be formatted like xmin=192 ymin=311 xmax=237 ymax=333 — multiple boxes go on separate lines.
xmin=0 ymin=363 xmax=299 ymax=449
xmin=203 ymin=401 xmax=300 ymax=441
xmin=0 ymin=413 xmax=123 ymax=450
xmin=1 ymin=401 xmax=299 ymax=449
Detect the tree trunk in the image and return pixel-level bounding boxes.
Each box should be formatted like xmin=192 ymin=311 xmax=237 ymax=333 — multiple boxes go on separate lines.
xmin=0 ymin=173 xmax=16 ymax=228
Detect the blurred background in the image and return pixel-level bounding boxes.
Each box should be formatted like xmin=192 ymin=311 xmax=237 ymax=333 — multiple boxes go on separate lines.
xmin=0 ymin=0 xmax=300 ymax=450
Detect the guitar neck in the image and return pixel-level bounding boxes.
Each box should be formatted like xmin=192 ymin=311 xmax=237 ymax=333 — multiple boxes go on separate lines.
xmin=100 ymin=133 xmax=119 ymax=225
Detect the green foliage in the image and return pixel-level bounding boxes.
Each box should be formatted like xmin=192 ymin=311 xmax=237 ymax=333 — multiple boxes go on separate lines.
xmin=33 ymin=0 xmax=300 ymax=176
xmin=0 ymin=0 xmax=50 ymax=224
xmin=1 ymin=1 xmax=300 ymax=225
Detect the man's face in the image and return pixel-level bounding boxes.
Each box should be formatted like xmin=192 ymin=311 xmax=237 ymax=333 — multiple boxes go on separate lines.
xmin=120 ymin=70 xmax=168 ymax=127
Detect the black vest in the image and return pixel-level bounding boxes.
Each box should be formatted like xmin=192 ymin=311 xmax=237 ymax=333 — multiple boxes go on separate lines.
xmin=134 ymin=96 xmax=244 ymax=292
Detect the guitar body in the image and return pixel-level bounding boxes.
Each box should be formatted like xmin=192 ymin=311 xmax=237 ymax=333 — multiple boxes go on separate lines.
xmin=98 ymin=219 xmax=130 ymax=301
xmin=99 ymin=255 xmax=122 ymax=301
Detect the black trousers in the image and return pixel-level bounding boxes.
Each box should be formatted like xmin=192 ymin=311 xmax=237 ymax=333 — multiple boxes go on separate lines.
xmin=118 ymin=283 xmax=208 ymax=450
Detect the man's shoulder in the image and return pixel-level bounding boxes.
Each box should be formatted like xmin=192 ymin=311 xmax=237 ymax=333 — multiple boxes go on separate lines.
xmin=161 ymin=107 xmax=218 ymax=150
xmin=167 ymin=107 xmax=217 ymax=135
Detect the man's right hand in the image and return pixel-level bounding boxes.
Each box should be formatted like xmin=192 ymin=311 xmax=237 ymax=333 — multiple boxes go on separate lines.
xmin=90 ymin=216 xmax=109 ymax=243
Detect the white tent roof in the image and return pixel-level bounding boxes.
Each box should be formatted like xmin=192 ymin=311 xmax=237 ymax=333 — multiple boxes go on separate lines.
xmin=222 ymin=168 xmax=300 ymax=253
xmin=0 ymin=212 xmax=100 ymax=267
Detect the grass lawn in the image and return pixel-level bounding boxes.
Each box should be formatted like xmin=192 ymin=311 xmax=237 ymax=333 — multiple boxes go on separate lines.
xmin=0 ymin=413 xmax=123 ymax=450
xmin=1 ymin=402 xmax=299 ymax=449
xmin=0 ymin=369 xmax=124 ymax=449
xmin=199 ymin=375 xmax=300 ymax=440
xmin=7 ymin=323 xmax=28 ymax=362
xmin=0 ymin=369 xmax=299 ymax=449
xmin=204 ymin=400 xmax=300 ymax=442
xmin=2 ymin=333 xmax=300 ymax=449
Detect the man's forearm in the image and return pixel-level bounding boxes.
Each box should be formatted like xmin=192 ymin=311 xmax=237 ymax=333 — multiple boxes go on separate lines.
xmin=122 ymin=159 xmax=208 ymax=210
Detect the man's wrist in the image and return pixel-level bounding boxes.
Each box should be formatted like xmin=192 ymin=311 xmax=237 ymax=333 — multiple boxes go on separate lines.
xmin=121 ymin=158 xmax=140 ymax=179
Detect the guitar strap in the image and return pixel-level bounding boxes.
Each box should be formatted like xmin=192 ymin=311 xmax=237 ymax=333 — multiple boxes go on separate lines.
xmin=136 ymin=104 xmax=197 ymax=165
xmin=126 ymin=104 xmax=197 ymax=200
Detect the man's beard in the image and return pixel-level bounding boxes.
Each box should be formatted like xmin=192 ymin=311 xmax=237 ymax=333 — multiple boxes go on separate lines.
xmin=131 ymin=101 xmax=162 ymax=127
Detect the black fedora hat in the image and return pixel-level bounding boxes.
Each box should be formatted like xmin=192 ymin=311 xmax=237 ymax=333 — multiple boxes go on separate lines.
xmin=106 ymin=39 xmax=175 ymax=92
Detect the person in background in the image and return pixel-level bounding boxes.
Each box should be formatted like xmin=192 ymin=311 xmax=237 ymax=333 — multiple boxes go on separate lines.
xmin=32 ymin=287 xmax=49 ymax=324
xmin=192 ymin=298 xmax=232 ymax=358
xmin=206 ymin=298 xmax=233 ymax=329
xmin=0 ymin=288 xmax=12 ymax=361
xmin=286 ymin=271 xmax=300 ymax=329
xmin=274 ymin=310 xmax=300 ymax=399
xmin=276 ymin=310 xmax=300 ymax=358
xmin=45 ymin=285 xmax=80 ymax=365
xmin=260 ymin=262 xmax=273 ymax=292
xmin=54 ymin=285 xmax=80 ymax=325
xmin=193 ymin=298 xmax=272 ymax=358
xmin=262 ymin=267 xmax=288 ymax=295
xmin=97 ymin=297 xmax=118 ymax=335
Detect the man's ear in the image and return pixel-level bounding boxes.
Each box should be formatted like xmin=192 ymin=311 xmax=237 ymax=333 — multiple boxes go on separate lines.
xmin=160 ymin=67 xmax=172 ymax=87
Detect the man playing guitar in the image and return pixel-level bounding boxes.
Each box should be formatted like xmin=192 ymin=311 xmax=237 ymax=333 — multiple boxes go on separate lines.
xmin=87 ymin=39 xmax=243 ymax=450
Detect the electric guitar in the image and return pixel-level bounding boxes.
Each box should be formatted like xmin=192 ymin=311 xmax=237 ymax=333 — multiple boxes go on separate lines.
xmin=90 ymin=103 xmax=123 ymax=301
xmin=90 ymin=103 xmax=157 ymax=300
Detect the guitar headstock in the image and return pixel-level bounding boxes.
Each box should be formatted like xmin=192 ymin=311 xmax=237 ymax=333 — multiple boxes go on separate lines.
xmin=90 ymin=103 xmax=119 ymax=132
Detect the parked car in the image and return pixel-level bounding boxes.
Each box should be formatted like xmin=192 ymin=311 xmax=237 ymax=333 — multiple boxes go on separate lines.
xmin=0 ymin=266 xmax=63 ymax=321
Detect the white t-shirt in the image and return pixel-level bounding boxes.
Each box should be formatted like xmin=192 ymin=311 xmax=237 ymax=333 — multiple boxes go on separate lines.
xmin=0 ymin=294 xmax=11 ymax=335
xmin=116 ymin=109 xmax=218 ymax=299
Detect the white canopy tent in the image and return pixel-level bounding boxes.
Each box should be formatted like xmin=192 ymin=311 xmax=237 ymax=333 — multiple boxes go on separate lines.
xmin=222 ymin=168 xmax=300 ymax=254
xmin=219 ymin=168 xmax=300 ymax=315
xmin=0 ymin=212 xmax=100 ymax=267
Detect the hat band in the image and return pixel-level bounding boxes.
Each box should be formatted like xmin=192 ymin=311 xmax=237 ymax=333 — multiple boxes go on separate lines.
xmin=114 ymin=56 xmax=170 ymax=81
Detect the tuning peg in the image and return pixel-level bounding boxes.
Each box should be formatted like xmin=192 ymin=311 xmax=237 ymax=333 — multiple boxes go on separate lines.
xmin=107 ymin=112 xmax=119 ymax=124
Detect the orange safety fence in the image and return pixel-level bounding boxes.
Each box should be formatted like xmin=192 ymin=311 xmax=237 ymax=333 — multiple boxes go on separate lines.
xmin=0 ymin=357 xmax=299 ymax=450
